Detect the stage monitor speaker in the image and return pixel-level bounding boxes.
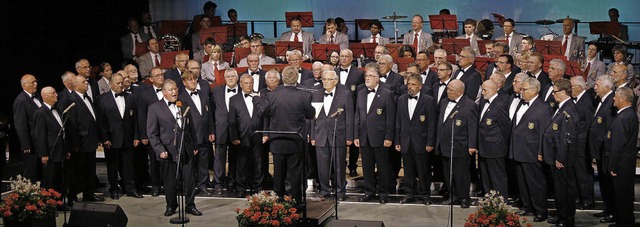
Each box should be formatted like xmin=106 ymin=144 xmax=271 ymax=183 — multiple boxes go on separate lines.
xmin=330 ymin=219 xmax=385 ymax=227
xmin=68 ymin=203 xmax=128 ymax=227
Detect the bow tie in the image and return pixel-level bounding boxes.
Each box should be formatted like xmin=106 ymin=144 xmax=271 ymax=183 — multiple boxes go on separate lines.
xmin=244 ymin=93 xmax=253 ymax=98
xmin=227 ymin=88 xmax=236 ymax=93
xmin=298 ymin=69 xmax=302 ymax=73
xmin=339 ymin=68 xmax=348 ymax=72
xmin=514 ymin=94 xmax=521 ymax=99
xmin=168 ymin=101 xmax=176 ymax=106
xmin=324 ymin=92 xmax=333 ymax=97
xmin=83 ymin=94 xmax=92 ymax=100
xmin=314 ymin=79 xmax=322 ymax=84
xmin=115 ymin=93 xmax=124 ymax=97
xmin=30 ymin=94 xmax=37 ymax=99
xmin=409 ymin=95 xmax=418 ymax=100
xmin=250 ymin=71 xmax=260 ymax=75
xmin=190 ymin=91 xmax=199 ymax=96
xmin=520 ymin=100 xmax=529 ymax=106
xmin=459 ymin=69 xmax=466 ymax=74
xmin=367 ymin=89 xmax=376 ymax=94
xmin=124 ymin=89 xmax=131 ymax=93
xmin=421 ymin=71 xmax=427 ymax=75
xmin=155 ymin=88 xmax=162 ymax=93
xmin=449 ymin=99 xmax=457 ymax=103
xmin=483 ymin=99 xmax=491 ymax=104
xmin=380 ymin=75 xmax=387 ymax=79
xmin=439 ymin=82 xmax=447 ymax=86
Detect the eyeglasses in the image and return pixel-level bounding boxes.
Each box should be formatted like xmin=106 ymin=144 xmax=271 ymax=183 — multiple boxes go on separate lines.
xmin=520 ymin=87 xmax=534 ymax=91
xmin=437 ymin=68 xmax=450 ymax=72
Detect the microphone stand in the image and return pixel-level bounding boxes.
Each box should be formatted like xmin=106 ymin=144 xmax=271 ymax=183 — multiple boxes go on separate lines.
xmin=170 ymin=111 xmax=190 ymax=225
xmin=51 ymin=109 xmax=71 ymax=226
xmin=447 ymin=112 xmax=455 ymax=227
xmin=330 ymin=115 xmax=339 ymax=219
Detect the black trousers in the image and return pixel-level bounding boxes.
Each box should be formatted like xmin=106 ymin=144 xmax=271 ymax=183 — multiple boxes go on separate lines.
xmin=213 ymin=144 xmax=238 ymax=189
xmin=389 ymin=146 xmax=402 ymax=186
xmin=552 ymin=166 xmax=576 ymax=223
xmin=361 ymin=143 xmax=390 ymax=198
xmin=69 ymin=151 xmax=97 ymax=196
xmin=160 ymin=158 xmax=195 ymax=210
xmin=442 ymin=156 xmax=470 ymax=201
xmin=133 ymin=144 xmax=150 ymax=189
xmin=105 ymin=148 xmax=136 ymax=194
xmin=573 ymin=155 xmax=594 ymax=204
xmin=144 ymin=144 xmax=162 ymax=188
xmin=23 ymin=152 xmax=42 ymax=183
xmin=272 ymin=152 xmax=303 ymax=203
xmin=42 ymin=161 xmax=64 ymax=194
xmin=479 ymin=156 xmax=508 ymax=199
xmin=195 ymin=143 xmax=211 ymax=191
xmin=612 ymin=169 xmax=636 ymax=226
xmin=402 ymin=144 xmax=431 ymax=199
xmin=236 ymin=145 xmax=263 ymax=192
xmin=515 ymin=161 xmax=548 ymax=216
xmin=596 ymin=158 xmax=616 ymax=214
xmin=316 ymin=144 xmax=347 ymax=196
xmin=347 ymin=144 xmax=359 ymax=172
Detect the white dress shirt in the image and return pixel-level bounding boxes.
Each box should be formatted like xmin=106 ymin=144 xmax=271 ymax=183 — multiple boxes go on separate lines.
xmin=516 ymin=96 xmax=537 ymax=125
xmin=76 ymin=91 xmax=95 ymax=120
xmin=366 ymin=85 xmax=379 ymax=114
xmin=408 ymin=93 xmax=419 ymax=120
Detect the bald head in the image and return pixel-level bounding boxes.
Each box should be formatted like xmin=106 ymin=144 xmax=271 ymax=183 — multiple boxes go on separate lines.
xmin=489 ymin=73 xmax=505 ymax=89
xmin=41 ymin=86 xmax=57 ymax=106
xmin=482 ymin=80 xmax=498 ymax=100
xmin=447 ymin=80 xmax=465 ymax=100
xmin=20 ymin=74 xmax=38 ymax=94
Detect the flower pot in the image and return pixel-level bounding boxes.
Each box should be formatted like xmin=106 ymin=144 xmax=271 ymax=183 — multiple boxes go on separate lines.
xmin=3 ymin=215 xmax=56 ymax=227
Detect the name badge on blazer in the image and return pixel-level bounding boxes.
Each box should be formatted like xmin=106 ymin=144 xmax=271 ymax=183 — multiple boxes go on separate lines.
xmin=351 ymin=85 xmax=356 ymax=91
xmin=607 ymin=131 xmax=611 ymax=139
xmin=455 ymin=119 xmax=462 ymax=126
xmin=528 ymin=122 xmax=535 ymax=129
xmin=376 ymin=108 xmax=383 ymax=115
xmin=597 ymin=116 xmax=603 ymax=124
xmin=129 ymin=110 xmax=133 ymax=116
xmin=552 ymin=123 xmax=558 ymax=131
xmin=419 ymin=115 xmax=426 ymax=122
xmin=486 ymin=118 xmax=492 ymax=125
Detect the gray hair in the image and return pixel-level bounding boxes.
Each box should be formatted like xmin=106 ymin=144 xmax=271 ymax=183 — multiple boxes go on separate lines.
xmin=75 ymin=59 xmax=88 ymax=69
xmin=523 ymin=77 xmax=541 ymax=93
xmin=322 ymin=70 xmax=338 ymax=80
xmin=378 ymin=54 xmax=393 ymax=63
xmin=340 ymin=49 xmax=353 ymax=57
xmin=550 ymin=59 xmax=566 ymax=71
xmin=570 ymin=76 xmax=587 ymax=90
xmin=596 ymin=75 xmax=614 ymax=90
xmin=616 ymin=87 xmax=635 ymax=103
xmin=266 ymin=69 xmax=281 ymax=80
xmin=434 ymin=49 xmax=447 ymax=57
xmin=312 ymin=61 xmax=324 ymax=68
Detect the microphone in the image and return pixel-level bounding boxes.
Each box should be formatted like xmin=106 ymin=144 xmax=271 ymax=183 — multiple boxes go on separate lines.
xmin=62 ymin=103 xmax=76 ymax=114
xmin=449 ymin=110 xmax=459 ymax=119
xmin=562 ymin=111 xmax=571 ymax=118
xmin=176 ymin=101 xmax=183 ymax=119
xmin=182 ymin=106 xmax=191 ymax=118
xmin=328 ymin=108 xmax=344 ymax=118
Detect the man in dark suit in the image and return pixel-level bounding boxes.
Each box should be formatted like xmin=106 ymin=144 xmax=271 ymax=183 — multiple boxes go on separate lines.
xmin=395 ymin=74 xmax=436 ymax=205
xmin=211 ymin=68 xmax=240 ymax=194
xmin=436 ymin=80 xmax=478 ymax=208
xmin=57 ymin=72 xmax=76 ymax=113
xmin=183 ymin=63 xmax=215 ymax=196
xmin=477 ymin=80 xmax=511 ymax=199
xmin=604 ymin=87 xmax=638 ymax=226
xmin=494 ymin=54 xmax=521 ymax=96
xmin=136 ymin=67 xmax=165 ymax=196
xmin=147 ymin=79 xmax=201 ymax=217
xmin=453 ymin=47 xmax=482 ymax=102
xmin=13 ymin=74 xmax=43 ymax=183
xmin=543 ymin=79 xmax=579 ymax=226
xmin=416 ymin=51 xmax=438 ymax=89
xmin=164 ymin=52 xmax=190 ymax=89
xmin=540 ymin=59 xmax=567 ymax=110
xmin=66 ymin=75 xmax=105 ymax=204
xmin=258 ymin=66 xmax=315 ymax=204
xmin=335 ymin=49 xmax=365 ymax=93
xmin=240 ymin=53 xmax=267 ymax=91
xmin=76 ymin=59 xmax=99 ymax=101
xmin=287 ymin=50 xmax=314 ymax=84
xmin=569 ymin=76 xmax=595 ymax=210
xmin=309 ymin=70 xmax=353 ymax=201
xmin=354 ymin=64 xmax=396 ymax=204
xmin=528 ymin=52 xmax=551 ymax=87
xmin=228 ymin=74 xmax=264 ymax=197
xmin=97 ymin=74 xmax=144 ymax=199
xmin=509 ymin=77 xmax=551 ymax=222
xmin=301 ymin=62 xmax=324 ymax=89
xmin=33 ymin=86 xmax=69 ymax=196
xmin=377 ymin=54 xmax=404 ymax=95
xmin=589 ymin=75 xmax=617 ymax=221
xmin=432 ymin=63 xmax=454 ymax=106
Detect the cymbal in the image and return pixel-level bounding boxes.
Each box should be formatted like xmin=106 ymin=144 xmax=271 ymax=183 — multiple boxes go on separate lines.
xmin=535 ymin=19 xmax=556 ymax=25
xmin=556 ymin=18 xmax=580 ymax=23
xmin=382 ymin=15 xmax=407 ymax=20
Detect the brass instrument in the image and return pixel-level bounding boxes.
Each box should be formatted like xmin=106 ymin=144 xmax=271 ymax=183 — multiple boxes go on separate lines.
xmin=160 ymin=34 xmax=181 ymax=52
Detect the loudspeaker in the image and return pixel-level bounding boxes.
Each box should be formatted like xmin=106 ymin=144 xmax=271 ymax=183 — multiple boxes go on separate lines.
xmin=330 ymin=219 xmax=385 ymax=227
xmin=68 ymin=203 xmax=128 ymax=227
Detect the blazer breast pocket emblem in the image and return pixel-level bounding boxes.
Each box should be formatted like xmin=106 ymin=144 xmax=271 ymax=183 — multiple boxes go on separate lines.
xmin=597 ymin=116 xmax=602 ymax=124
xmin=486 ymin=118 xmax=492 ymax=125
xmin=419 ymin=115 xmax=426 ymax=122
xmin=528 ymin=122 xmax=535 ymax=129
xmin=129 ymin=110 xmax=133 ymax=116
xmin=607 ymin=131 xmax=611 ymax=139
xmin=351 ymin=85 xmax=356 ymax=91
xmin=455 ymin=119 xmax=462 ymax=126
xmin=552 ymin=123 xmax=558 ymax=131
xmin=376 ymin=108 xmax=383 ymax=115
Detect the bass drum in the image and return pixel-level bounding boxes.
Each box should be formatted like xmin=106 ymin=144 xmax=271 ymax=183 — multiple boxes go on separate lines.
xmin=540 ymin=33 xmax=558 ymax=41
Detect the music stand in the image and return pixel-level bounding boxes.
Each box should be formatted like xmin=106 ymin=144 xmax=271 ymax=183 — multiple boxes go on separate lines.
xmin=396 ymin=58 xmax=414 ymax=72
xmin=534 ymin=40 xmax=563 ymax=55
xmin=477 ymin=40 xmax=493 ymax=55
xmin=312 ymin=44 xmax=340 ymax=61
xmin=300 ymin=62 xmax=313 ymax=71
xmin=285 ymin=12 xmax=314 ymax=27
xmin=565 ymin=60 xmax=583 ymax=77
xmin=159 ymin=50 xmax=190 ymax=69
xmin=200 ymin=26 xmax=227 ymax=45
xmin=385 ymin=44 xmax=403 ymax=63
xmin=542 ymin=55 xmax=567 ymax=72
xmin=350 ymin=43 xmax=378 ymax=59
xmin=275 ymin=41 xmax=303 ymax=57
xmin=355 ymin=19 xmax=380 ymax=30
xmin=429 ymin=14 xmax=458 ymax=33
xmin=261 ymin=64 xmax=289 ymax=73
xmin=214 ymin=68 xmax=227 ymax=86
xmin=441 ymin=38 xmax=470 ymax=55
xmin=447 ymin=55 xmax=457 ymax=65
xmin=222 ymin=52 xmax=233 ymax=64
xmin=226 ymin=22 xmax=248 ymax=37
xmin=192 ymin=15 xmax=222 ymax=32
xmin=158 ymin=20 xmax=189 ymax=36
xmin=135 ymin=43 xmax=148 ymax=58
xmin=474 ymin=57 xmax=494 ymax=75
xmin=589 ymin=21 xmax=621 ymax=36
xmin=234 ymin=47 xmax=251 ymax=63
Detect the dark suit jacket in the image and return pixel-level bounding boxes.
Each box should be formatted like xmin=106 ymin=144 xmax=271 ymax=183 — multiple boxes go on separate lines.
xmin=436 ymin=96 xmax=478 ymax=158
xmin=240 ymin=69 xmax=267 ymax=91
xmin=97 ymin=92 xmax=138 ymax=149
xmin=13 ymin=91 xmax=41 ymax=150
xmin=179 ymin=88 xmax=214 ymax=145
xmin=164 ymin=68 xmax=185 ymax=89
xmin=604 ymin=107 xmax=638 ymax=175
xmin=211 ymin=84 xmax=239 ymax=144
xmin=56 ymin=89 xmax=74 ymax=113
xmin=228 ymin=93 xmax=264 ymax=147
xmin=259 ymin=86 xmax=314 ymax=154
xmin=381 ymin=70 xmax=404 ymax=95
xmin=147 ymin=99 xmax=196 ymax=162
xmin=354 ymin=86 xmax=396 ymax=148
xmin=395 ymin=92 xmax=436 ymax=154
xmin=66 ymin=92 xmax=99 ymax=153
xmin=478 ymin=94 xmax=511 ymax=158
xmin=453 ymin=65 xmax=482 ymax=101
xmin=33 ymin=105 xmax=67 ymax=162
xmin=136 ymin=84 xmax=163 ymax=140
xmin=589 ymin=93 xmax=616 ymax=158
xmin=573 ymin=92 xmax=594 ymax=144
xmin=509 ymin=97 xmax=551 ymax=163
xmin=532 ymin=71 xmax=551 ymax=88
xmin=422 ymin=69 xmax=438 ymax=92
xmin=301 ymin=78 xmax=323 ymax=89
xmin=542 ymin=101 xmax=580 ymax=166
xmin=310 ymin=87 xmax=354 ymax=147
xmin=431 ymin=79 xmax=451 ymax=105
xmin=335 ymin=66 xmax=365 ymax=93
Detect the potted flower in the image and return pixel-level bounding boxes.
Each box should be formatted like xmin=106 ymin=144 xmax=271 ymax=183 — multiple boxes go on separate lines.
xmin=465 ymin=190 xmax=532 ymax=227
xmin=235 ymin=191 xmax=300 ymax=227
xmin=0 ymin=175 xmax=62 ymax=227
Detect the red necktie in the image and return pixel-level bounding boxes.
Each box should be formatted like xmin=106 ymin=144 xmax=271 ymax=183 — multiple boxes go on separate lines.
xmin=505 ymin=35 xmax=510 ymax=47
xmin=372 ymin=36 xmax=377 ymax=43
xmin=467 ymin=36 xmax=471 ymax=46
xmin=330 ymin=35 xmax=334 ymax=44
xmin=154 ymin=54 xmax=160 ymax=67
xmin=213 ymin=62 xmax=219 ymax=83
xmin=413 ymin=33 xmax=419 ymax=51
xmin=583 ymin=62 xmax=591 ymax=80
xmin=203 ymin=55 xmax=209 ymax=63
xmin=294 ymin=33 xmax=299 ymax=42
xmin=562 ymin=36 xmax=568 ymax=54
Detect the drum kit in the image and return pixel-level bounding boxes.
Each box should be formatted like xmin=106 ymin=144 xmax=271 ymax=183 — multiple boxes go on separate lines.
xmin=535 ymin=17 xmax=580 ymax=41
xmin=381 ymin=12 xmax=407 ymax=44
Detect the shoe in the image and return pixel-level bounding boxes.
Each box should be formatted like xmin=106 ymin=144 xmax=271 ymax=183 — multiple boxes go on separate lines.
xmin=151 ymin=187 xmax=160 ymax=197
xmin=460 ymin=199 xmax=470 ymax=208
xmin=83 ymin=194 xmax=105 ymax=202
xmin=442 ymin=199 xmax=460 ymax=205
xmin=164 ymin=208 xmax=176 ymax=216
xmin=533 ymin=215 xmax=548 ymax=222
xmin=515 ymin=209 xmax=533 ymax=216
xmin=423 ymin=197 xmax=433 ymax=205
xmin=186 ymin=207 xmax=203 ymax=216
xmin=600 ymin=215 xmax=615 ymax=223
xmin=199 ymin=188 xmax=213 ymax=196
xmin=349 ymin=169 xmax=358 ymax=177
xmin=214 ymin=188 xmax=224 ymax=196
xmin=127 ymin=192 xmax=144 ymax=198
xmin=236 ymin=192 xmax=245 ymax=198
xmin=547 ymin=216 xmax=560 ymax=224
xmin=379 ymin=197 xmax=388 ymax=204
xmin=338 ymin=195 xmax=347 ymax=201
xmin=581 ymin=202 xmax=595 ymax=210
xmin=110 ymin=192 xmax=119 ymax=200
xmin=593 ymin=211 xmax=609 ymax=218
xmin=359 ymin=194 xmax=375 ymax=202
xmin=96 ymin=181 xmax=107 ymax=188
xmin=400 ymin=197 xmax=415 ymax=204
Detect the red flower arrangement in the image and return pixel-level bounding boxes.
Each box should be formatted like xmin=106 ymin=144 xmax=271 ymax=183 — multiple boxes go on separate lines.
xmin=0 ymin=175 xmax=62 ymax=222
xmin=235 ymin=191 xmax=300 ymax=227
xmin=465 ymin=190 xmax=532 ymax=227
